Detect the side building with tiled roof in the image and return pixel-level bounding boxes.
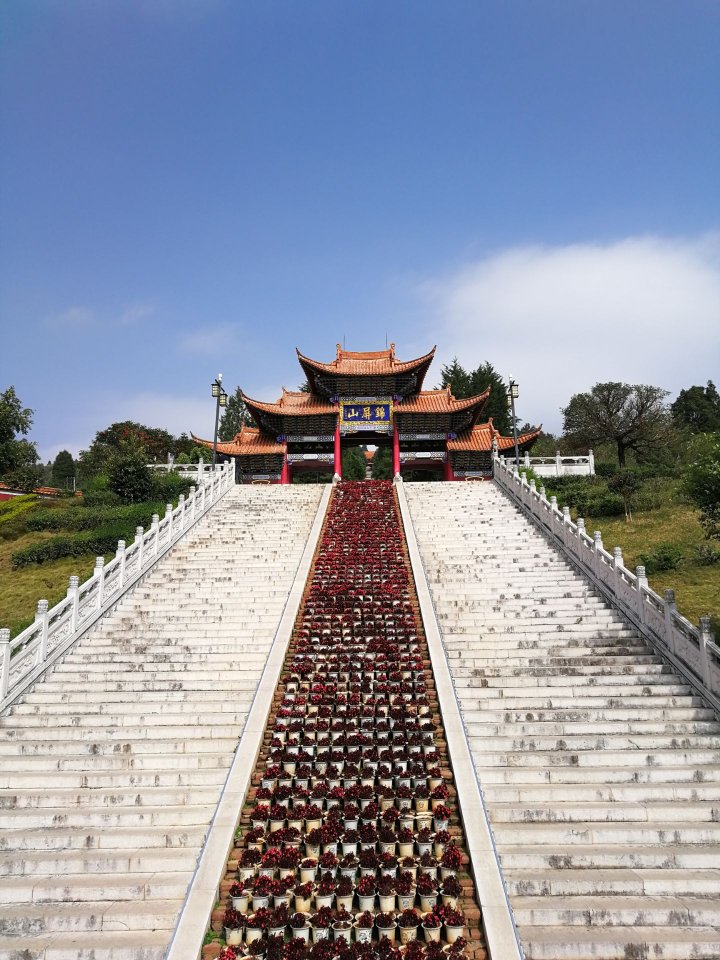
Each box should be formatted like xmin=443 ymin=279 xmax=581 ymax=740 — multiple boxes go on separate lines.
xmin=192 ymin=344 xmax=539 ymax=482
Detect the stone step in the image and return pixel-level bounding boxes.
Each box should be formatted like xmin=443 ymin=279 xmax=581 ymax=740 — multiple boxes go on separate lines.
xmin=0 ymin=870 xmax=189 ymax=904
xmin=0 ymin=786 xmax=221 ymax=810
xmin=517 ymin=925 xmax=720 ymax=960
xmin=483 ymin=782 xmax=720 ymax=803
xmin=0 ymin=735 xmax=240 ymax=754
xmin=0 ymin=898 xmax=178 ymax=935
xmin=0 ymin=804 xmax=213 ymax=830
xmin=488 ymin=800 xmax=720 ymax=823
xmin=0 ymin=846 xmax=198 ymax=877
xmin=476 ymin=764 xmax=720 ymax=785
xmin=0 ymin=753 xmax=233 ymax=774
xmin=504 ymin=868 xmax=720 ymax=897
xmin=465 ymin=720 xmax=720 ymax=736
xmin=511 ymin=893 xmax=720 ymax=927
xmin=0 ymin=824 xmax=208 ymax=852
xmin=467 ymin=734 xmax=720 ymax=751
xmin=0 ymin=930 xmax=168 ymax=959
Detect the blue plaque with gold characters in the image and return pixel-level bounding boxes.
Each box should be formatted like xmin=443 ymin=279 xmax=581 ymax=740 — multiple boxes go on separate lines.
xmin=339 ymin=398 xmax=393 ymax=434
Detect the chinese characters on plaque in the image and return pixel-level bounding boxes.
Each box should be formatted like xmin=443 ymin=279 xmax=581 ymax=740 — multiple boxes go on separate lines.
xmin=339 ymin=399 xmax=393 ymax=434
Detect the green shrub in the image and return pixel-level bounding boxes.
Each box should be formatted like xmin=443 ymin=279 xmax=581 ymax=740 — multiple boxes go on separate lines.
xmin=108 ymin=448 xmax=153 ymax=504
xmin=580 ymin=492 xmax=626 ymax=517
xmin=150 ymin=471 xmax=193 ymax=503
xmin=637 ymin=543 xmax=684 ymax=574
xmin=26 ymin=502 xmax=166 ymax=533
xmin=0 ymin=494 xmax=37 ymax=522
xmin=81 ymin=489 xmax=123 ymax=508
xmin=11 ymin=526 xmax=130 ymax=568
xmin=594 ymin=462 xmax=618 ymax=478
xmin=694 ymin=544 xmax=720 ymax=566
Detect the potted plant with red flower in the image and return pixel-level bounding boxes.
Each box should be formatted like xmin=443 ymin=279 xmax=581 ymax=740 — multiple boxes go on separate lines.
xmin=290 ymin=911 xmax=310 ymax=942
xmin=375 ymin=911 xmax=396 ymax=942
xmin=354 ymin=910 xmax=375 ymax=944
xmin=310 ymin=906 xmax=334 ymax=942
xmin=223 ymin=908 xmax=246 ymax=946
xmin=396 ymin=908 xmax=421 ymax=944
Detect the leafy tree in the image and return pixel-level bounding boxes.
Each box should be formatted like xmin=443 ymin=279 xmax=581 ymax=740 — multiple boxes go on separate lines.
xmin=52 ymin=450 xmax=76 ymax=487
xmin=683 ymin=434 xmax=720 ymax=540
xmin=342 ymin=447 xmax=367 ymax=480
xmin=372 ymin=447 xmax=393 ymax=480
xmin=671 ymin=381 xmax=720 ymax=433
xmin=79 ymin=421 xmax=177 ymax=477
xmin=219 ymin=388 xmax=253 ymax=441
xmin=606 ymin=469 xmax=643 ymax=521
xmin=0 ymin=386 xmax=38 ymax=476
xmin=298 ymin=380 xmax=311 ymax=393
xmin=437 ymin=358 xmax=511 ymax=434
xmin=107 ymin=443 xmax=153 ymax=504
xmin=562 ymin=382 xmax=672 ymax=467
xmin=4 ymin=464 xmax=44 ymax=493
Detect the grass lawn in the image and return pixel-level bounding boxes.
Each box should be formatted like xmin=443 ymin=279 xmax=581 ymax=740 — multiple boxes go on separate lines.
xmin=585 ymin=502 xmax=720 ymax=626
xmin=0 ymin=528 xmax=107 ymax=637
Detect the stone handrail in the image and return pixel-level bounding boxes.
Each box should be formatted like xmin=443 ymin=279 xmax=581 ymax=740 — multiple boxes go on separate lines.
xmin=0 ymin=461 xmax=235 ymax=713
xmin=501 ymin=451 xmax=595 ymax=476
xmin=147 ymin=458 xmax=217 ymax=484
xmin=493 ymin=455 xmax=720 ymax=712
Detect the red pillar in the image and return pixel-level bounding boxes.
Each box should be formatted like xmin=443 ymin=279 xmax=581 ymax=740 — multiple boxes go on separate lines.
xmin=280 ymin=454 xmax=290 ymax=485
xmin=334 ymin=422 xmax=342 ymax=479
xmin=443 ymin=449 xmax=454 ymax=482
xmin=392 ymin=422 xmax=401 ymax=477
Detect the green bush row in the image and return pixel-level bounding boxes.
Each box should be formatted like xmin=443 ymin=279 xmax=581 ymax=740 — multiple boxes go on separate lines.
xmin=11 ymin=525 xmax=130 ymax=568
xmin=0 ymin=494 xmax=37 ymax=524
xmin=26 ymin=501 xmax=167 ymax=532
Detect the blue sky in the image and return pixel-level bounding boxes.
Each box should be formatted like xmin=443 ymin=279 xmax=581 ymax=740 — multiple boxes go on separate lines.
xmin=1 ymin=0 xmax=719 ymax=459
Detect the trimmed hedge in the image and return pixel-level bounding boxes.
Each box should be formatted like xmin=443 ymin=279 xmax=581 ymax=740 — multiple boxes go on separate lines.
xmin=0 ymin=495 xmax=37 ymax=524
xmin=11 ymin=530 xmax=127 ymax=568
xmin=26 ymin=502 xmax=166 ymax=533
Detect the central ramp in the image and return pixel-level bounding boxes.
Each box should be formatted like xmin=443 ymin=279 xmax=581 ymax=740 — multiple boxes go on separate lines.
xmin=405 ymin=481 xmax=720 ymax=960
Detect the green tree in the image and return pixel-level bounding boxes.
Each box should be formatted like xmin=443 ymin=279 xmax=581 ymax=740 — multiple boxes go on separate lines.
xmin=342 ymin=447 xmax=367 ymax=480
xmin=562 ymin=382 xmax=672 ymax=467
xmin=371 ymin=447 xmax=393 ymax=480
xmin=219 ymin=388 xmax=253 ymax=441
xmin=607 ymin=469 xmax=643 ymax=521
xmin=107 ymin=443 xmax=153 ymax=504
xmin=671 ymin=382 xmax=720 ymax=433
xmin=437 ymin=358 xmax=511 ymax=433
xmin=79 ymin=421 xmax=177 ymax=478
xmin=52 ymin=450 xmax=76 ymax=487
xmin=4 ymin=464 xmax=44 ymax=492
xmin=0 ymin=386 xmax=38 ymax=476
xmin=683 ymin=434 xmax=720 ymax=540
xmin=468 ymin=362 xmax=510 ymax=435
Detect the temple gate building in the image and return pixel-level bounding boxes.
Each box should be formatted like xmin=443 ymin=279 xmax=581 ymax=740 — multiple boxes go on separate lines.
xmin=193 ymin=344 xmax=540 ymax=483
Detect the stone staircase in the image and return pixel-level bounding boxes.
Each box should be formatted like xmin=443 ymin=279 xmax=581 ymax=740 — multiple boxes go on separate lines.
xmin=405 ymin=481 xmax=720 ymax=960
xmin=0 ymin=485 xmax=322 ymax=960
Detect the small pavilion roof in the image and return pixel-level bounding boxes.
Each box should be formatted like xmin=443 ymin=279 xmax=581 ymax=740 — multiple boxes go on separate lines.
xmin=242 ymin=389 xmax=337 ymax=419
xmin=395 ymin=386 xmax=490 ymax=421
xmin=448 ymin=421 xmax=542 ymax=453
xmin=191 ymin=425 xmax=285 ymax=456
xmin=297 ymin=343 xmax=436 ymax=391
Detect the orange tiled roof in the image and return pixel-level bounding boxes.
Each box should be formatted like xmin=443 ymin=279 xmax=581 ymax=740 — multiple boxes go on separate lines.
xmin=395 ymin=386 xmax=490 ymax=417
xmin=191 ymin=425 xmax=285 ymax=456
xmin=448 ymin=421 xmax=542 ymax=453
xmin=297 ymin=344 xmax=436 ymax=379
xmin=0 ymin=482 xmax=64 ymax=496
xmin=243 ymin=390 xmax=337 ymax=417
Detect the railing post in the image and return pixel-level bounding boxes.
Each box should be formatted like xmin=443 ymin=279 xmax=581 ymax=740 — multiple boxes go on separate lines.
xmin=35 ymin=599 xmax=50 ymax=665
xmin=189 ymin=486 xmax=196 ymax=521
xmin=165 ymin=503 xmax=173 ymax=541
xmin=197 ymin=457 xmax=204 ymax=485
xmin=116 ymin=539 xmax=127 ymax=586
xmin=635 ymin=565 xmax=648 ymax=624
xmin=593 ymin=531 xmax=603 ymax=578
xmin=524 ymin=451 xmax=531 ymax=469
xmin=135 ymin=526 xmax=144 ymax=569
xmin=0 ymin=629 xmax=10 ymax=699
xmin=151 ymin=514 xmax=160 ymax=555
xmin=555 ymin=451 xmax=562 ymax=477
xmin=94 ymin=556 xmax=105 ymax=606
xmin=699 ymin=617 xmax=714 ymax=689
xmin=68 ymin=576 xmax=80 ymax=633
xmin=588 ymin=449 xmax=595 ymax=476
xmin=663 ymin=589 xmax=677 ymax=654
xmin=178 ymin=494 xmax=186 ymax=531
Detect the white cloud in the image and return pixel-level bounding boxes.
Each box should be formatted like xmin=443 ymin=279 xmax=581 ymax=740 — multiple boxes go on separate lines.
xmin=51 ymin=306 xmax=96 ymax=327
xmin=176 ymin=323 xmax=241 ymax=357
xmin=46 ymin=302 xmax=156 ymax=329
xmin=419 ymin=233 xmax=720 ymax=433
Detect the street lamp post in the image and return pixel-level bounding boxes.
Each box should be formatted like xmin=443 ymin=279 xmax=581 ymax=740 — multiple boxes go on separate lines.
xmin=508 ymin=378 xmax=520 ymax=468
xmin=211 ymin=374 xmax=228 ymax=469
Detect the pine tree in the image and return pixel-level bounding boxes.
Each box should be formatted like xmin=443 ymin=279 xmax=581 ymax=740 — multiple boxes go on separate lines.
xmin=52 ymin=450 xmax=76 ymax=487
xmin=219 ymin=388 xmax=253 ymax=441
